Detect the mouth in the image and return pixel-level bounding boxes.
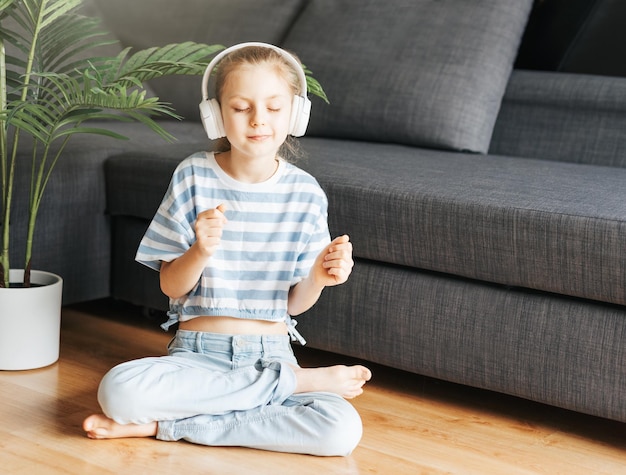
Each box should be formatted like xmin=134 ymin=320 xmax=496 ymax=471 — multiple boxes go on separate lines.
xmin=248 ymin=134 xmax=271 ymax=141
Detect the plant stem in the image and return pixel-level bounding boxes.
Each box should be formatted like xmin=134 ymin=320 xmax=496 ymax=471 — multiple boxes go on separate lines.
xmin=0 ymin=38 xmax=7 ymax=287
xmin=23 ymin=135 xmax=68 ymax=281
xmin=0 ymin=39 xmax=6 ymax=186
xmin=17 ymin=0 xmax=45 ymax=286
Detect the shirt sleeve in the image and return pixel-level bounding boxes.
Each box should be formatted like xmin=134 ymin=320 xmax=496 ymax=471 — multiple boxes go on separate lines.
xmin=291 ymin=188 xmax=331 ymax=285
xmin=135 ymin=161 xmax=196 ymax=271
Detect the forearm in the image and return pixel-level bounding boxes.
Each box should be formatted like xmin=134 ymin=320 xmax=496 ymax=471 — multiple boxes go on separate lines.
xmin=288 ymin=275 xmax=325 ymax=316
xmin=160 ymin=244 xmax=209 ymax=299
xmin=288 ymin=234 xmax=354 ymax=315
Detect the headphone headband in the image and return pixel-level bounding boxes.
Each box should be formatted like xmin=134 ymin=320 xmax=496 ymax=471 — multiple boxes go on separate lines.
xmin=199 ymin=42 xmax=311 ymax=139
xmin=201 ymin=42 xmax=308 ymax=101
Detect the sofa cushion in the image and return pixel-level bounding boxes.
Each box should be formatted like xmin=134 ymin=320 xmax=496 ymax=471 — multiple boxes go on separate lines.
xmin=282 ymin=0 xmax=533 ymax=153
xmin=94 ymin=0 xmax=307 ymax=121
xmin=296 ymin=137 xmax=626 ymax=308
xmin=299 ymin=258 xmax=626 ymax=422
xmin=490 ymin=70 xmax=626 ymax=168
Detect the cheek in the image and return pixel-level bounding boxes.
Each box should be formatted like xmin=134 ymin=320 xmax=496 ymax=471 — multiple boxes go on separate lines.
xmin=221 ymin=112 xmax=243 ymax=132
xmin=276 ymin=110 xmax=292 ymax=131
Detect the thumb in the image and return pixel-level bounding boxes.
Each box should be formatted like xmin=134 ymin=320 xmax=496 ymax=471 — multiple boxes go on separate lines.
xmin=215 ymin=203 xmax=228 ymax=223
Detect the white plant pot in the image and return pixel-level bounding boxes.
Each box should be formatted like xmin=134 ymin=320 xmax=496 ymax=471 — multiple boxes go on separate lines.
xmin=0 ymin=269 xmax=63 ymax=370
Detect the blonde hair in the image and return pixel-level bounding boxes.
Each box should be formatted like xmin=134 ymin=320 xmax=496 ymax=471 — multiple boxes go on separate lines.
xmin=213 ymin=45 xmax=304 ymax=161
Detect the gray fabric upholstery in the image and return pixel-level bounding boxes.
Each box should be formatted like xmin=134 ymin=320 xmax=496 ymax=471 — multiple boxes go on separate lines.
xmin=490 ymin=70 xmax=626 ymax=168
xmin=94 ymin=0 xmax=307 ymax=121
xmin=282 ymin=0 xmax=533 ymax=153
xmin=106 ymin=133 xmax=626 ymax=308
xmin=297 ymin=137 xmax=626 ymax=307
xmin=9 ymin=137 xmax=112 ymax=303
xmin=111 ymin=216 xmax=168 ymax=311
xmin=105 ymin=141 xmax=206 ymax=219
xmin=299 ymin=259 xmax=626 ymax=422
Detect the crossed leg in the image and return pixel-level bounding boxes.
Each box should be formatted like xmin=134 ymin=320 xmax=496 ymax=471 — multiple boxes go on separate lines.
xmin=83 ymin=363 xmax=371 ymax=440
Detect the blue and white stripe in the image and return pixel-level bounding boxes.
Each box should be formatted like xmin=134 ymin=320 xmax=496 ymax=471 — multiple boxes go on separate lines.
xmin=136 ymin=151 xmax=330 ymax=324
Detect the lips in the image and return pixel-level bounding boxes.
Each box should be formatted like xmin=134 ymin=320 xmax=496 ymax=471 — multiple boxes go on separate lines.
xmin=248 ymin=134 xmax=271 ymax=141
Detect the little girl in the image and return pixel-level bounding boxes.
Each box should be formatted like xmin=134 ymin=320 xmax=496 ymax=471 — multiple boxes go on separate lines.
xmin=83 ymin=43 xmax=371 ymax=456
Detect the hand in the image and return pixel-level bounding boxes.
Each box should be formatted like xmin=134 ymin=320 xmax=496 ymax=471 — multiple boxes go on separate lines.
xmin=193 ymin=204 xmax=227 ymax=259
xmin=312 ymin=234 xmax=354 ymax=287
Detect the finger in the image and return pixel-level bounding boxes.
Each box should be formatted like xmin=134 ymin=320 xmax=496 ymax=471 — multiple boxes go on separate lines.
xmin=324 ymin=260 xmax=354 ymax=274
xmin=196 ymin=216 xmax=225 ymax=232
xmin=323 ymin=251 xmax=354 ymax=265
xmin=325 ymin=248 xmax=353 ymax=266
xmin=325 ymin=247 xmax=352 ymax=259
xmin=331 ymin=234 xmax=350 ymax=245
xmin=327 ymin=241 xmax=352 ymax=257
xmin=199 ymin=226 xmax=223 ymax=239
xmin=197 ymin=206 xmax=227 ymax=223
xmin=324 ymin=255 xmax=354 ymax=272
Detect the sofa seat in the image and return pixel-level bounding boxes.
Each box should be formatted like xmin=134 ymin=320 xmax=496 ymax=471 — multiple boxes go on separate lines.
xmin=106 ymin=135 xmax=626 ymax=310
xmin=301 ymin=138 xmax=626 ymax=307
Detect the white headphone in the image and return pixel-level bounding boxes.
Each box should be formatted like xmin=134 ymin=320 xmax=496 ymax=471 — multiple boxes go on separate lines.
xmin=199 ymin=42 xmax=312 ymax=140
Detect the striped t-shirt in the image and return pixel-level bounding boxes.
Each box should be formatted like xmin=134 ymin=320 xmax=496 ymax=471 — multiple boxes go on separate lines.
xmin=136 ymin=151 xmax=331 ymax=328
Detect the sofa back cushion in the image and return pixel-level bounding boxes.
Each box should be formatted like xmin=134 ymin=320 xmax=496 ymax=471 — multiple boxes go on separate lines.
xmin=490 ymin=70 xmax=626 ymax=168
xmin=93 ymin=0 xmax=307 ymax=121
xmin=283 ymin=0 xmax=533 ymax=153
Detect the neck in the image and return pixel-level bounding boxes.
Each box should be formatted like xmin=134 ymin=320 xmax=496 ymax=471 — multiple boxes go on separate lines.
xmin=215 ymin=151 xmax=280 ymax=183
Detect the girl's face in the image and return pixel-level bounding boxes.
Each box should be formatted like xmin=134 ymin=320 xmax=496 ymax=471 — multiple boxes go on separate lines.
xmin=220 ymin=63 xmax=293 ymax=163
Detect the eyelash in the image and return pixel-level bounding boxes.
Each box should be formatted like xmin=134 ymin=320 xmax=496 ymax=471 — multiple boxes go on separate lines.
xmin=232 ymin=107 xmax=281 ymax=113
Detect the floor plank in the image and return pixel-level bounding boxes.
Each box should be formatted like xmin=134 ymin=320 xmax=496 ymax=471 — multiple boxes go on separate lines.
xmin=1 ymin=299 xmax=625 ymax=474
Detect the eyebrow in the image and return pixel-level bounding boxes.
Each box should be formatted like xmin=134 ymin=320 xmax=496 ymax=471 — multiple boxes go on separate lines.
xmin=227 ymin=94 xmax=290 ymax=101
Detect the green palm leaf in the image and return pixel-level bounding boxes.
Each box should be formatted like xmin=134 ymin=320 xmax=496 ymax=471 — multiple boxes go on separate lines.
xmin=0 ymin=0 xmax=15 ymax=15
xmin=303 ymin=65 xmax=329 ymax=104
xmin=5 ymin=68 xmax=180 ymax=143
xmin=109 ymin=42 xmax=223 ymax=86
xmin=23 ymin=0 xmax=81 ymax=30
xmin=40 ymin=13 xmax=116 ymax=73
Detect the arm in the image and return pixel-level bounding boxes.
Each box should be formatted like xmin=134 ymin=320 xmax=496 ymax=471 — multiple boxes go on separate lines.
xmin=160 ymin=204 xmax=227 ymax=299
xmin=288 ymin=234 xmax=354 ymax=316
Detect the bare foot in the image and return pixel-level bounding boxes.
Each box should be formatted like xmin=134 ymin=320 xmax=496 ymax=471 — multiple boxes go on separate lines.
xmin=293 ymin=365 xmax=372 ymax=399
xmin=83 ymin=414 xmax=157 ymax=440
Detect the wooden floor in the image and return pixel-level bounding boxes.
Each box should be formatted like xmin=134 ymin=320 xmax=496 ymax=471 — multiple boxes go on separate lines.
xmin=2 ymin=299 xmax=626 ymax=474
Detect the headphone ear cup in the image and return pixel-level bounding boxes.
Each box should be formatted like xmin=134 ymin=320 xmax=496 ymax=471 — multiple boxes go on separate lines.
xmin=199 ymin=98 xmax=225 ymax=139
xmin=289 ymin=95 xmax=311 ymax=137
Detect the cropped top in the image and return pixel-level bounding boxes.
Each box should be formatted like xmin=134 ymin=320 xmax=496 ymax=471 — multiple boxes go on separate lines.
xmin=135 ymin=152 xmax=331 ymax=342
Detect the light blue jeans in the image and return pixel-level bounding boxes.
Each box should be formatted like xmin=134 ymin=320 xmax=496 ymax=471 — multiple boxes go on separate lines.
xmin=97 ymin=330 xmax=363 ymax=456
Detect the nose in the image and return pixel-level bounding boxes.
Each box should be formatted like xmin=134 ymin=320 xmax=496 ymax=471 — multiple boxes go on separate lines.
xmin=251 ymin=107 xmax=267 ymax=127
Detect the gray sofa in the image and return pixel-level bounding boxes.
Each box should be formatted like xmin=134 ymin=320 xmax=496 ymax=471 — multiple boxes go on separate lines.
xmin=13 ymin=0 xmax=626 ymax=423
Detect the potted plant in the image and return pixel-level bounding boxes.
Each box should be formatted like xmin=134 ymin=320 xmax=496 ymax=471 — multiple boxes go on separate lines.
xmin=0 ymin=0 xmax=226 ymax=370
